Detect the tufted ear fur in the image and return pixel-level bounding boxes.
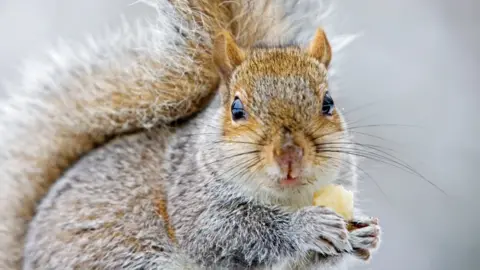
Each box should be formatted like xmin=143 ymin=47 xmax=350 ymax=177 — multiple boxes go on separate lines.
xmin=307 ymin=28 xmax=332 ymax=68
xmin=213 ymin=30 xmax=245 ymax=80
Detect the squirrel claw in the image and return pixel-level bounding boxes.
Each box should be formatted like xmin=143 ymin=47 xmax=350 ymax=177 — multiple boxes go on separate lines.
xmin=353 ymin=248 xmax=371 ymax=261
xmin=348 ymin=216 xmax=381 ymax=261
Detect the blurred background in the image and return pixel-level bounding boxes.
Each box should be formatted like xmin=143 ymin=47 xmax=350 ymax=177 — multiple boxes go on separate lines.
xmin=0 ymin=0 xmax=478 ymax=269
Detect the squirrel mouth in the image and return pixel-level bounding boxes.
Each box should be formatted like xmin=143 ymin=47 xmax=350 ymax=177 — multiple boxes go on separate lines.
xmin=279 ymin=166 xmax=301 ymax=186
xmin=279 ymin=175 xmax=300 ymax=186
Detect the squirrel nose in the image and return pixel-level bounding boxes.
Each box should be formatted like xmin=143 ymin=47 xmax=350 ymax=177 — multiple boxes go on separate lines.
xmin=274 ymin=143 xmax=304 ymax=166
xmin=273 ymin=129 xmax=304 ymax=166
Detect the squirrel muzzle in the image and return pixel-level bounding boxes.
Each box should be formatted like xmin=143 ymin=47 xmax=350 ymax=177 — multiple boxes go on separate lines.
xmin=273 ymin=128 xmax=304 ymax=185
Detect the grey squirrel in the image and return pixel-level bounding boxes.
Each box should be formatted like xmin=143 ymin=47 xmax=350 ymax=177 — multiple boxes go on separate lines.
xmin=0 ymin=0 xmax=380 ymax=269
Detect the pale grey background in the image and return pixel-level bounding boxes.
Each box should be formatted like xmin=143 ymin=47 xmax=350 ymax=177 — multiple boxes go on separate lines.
xmin=0 ymin=1 xmax=478 ymax=269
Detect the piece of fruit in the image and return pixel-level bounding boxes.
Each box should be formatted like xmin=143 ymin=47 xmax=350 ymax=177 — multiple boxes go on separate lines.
xmin=313 ymin=184 xmax=354 ymax=221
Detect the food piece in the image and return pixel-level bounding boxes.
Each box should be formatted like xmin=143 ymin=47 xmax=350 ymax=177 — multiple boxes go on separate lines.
xmin=313 ymin=184 xmax=354 ymax=220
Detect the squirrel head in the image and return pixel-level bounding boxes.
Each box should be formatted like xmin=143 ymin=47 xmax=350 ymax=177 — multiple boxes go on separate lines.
xmin=211 ymin=29 xmax=346 ymax=200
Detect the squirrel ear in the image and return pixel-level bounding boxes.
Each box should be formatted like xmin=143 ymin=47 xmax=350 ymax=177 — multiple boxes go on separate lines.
xmin=307 ymin=28 xmax=332 ymax=68
xmin=213 ymin=31 xmax=245 ymax=79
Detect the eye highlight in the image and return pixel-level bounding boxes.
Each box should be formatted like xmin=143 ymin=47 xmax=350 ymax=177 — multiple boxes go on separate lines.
xmin=231 ymin=96 xmax=247 ymax=121
xmin=322 ymin=91 xmax=335 ymax=116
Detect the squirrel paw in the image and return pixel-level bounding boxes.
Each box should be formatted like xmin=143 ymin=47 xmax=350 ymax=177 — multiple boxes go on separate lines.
xmin=294 ymin=206 xmax=353 ymax=257
xmin=348 ymin=216 xmax=381 ymax=261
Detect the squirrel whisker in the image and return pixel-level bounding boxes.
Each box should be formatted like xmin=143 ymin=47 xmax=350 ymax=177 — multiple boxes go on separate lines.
xmin=346 ymin=123 xmax=423 ymax=130
xmin=198 ymin=150 xmax=261 ymax=170
xmin=210 ymin=140 xmax=266 ymax=146
xmin=316 ymin=148 xmax=446 ymax=195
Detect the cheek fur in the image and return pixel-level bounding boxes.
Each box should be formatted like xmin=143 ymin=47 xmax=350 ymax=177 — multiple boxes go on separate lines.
xmin=260 ymin=143 xmax=275 ymax=171
xmin=308 ymin=111 xmax=345 ymax=165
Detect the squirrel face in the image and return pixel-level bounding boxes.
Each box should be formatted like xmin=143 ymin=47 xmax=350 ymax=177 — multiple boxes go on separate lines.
xmin=212 ymin=29 xmax=346 ymax=196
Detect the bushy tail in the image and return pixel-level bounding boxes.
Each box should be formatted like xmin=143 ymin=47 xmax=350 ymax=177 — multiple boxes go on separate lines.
xmin=0 ymin=0 xmax=346 ymax=268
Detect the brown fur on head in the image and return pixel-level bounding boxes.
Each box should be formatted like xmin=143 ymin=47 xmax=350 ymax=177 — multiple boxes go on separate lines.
xmin=212 ymin=28 xmax=347 ymax=203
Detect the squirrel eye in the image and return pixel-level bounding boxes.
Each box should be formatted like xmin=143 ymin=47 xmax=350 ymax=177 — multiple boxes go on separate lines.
xmin=322 ymin=91 xmax=335 ymax=116
xmin=231 ymin=97 xmax=247 ymax=121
